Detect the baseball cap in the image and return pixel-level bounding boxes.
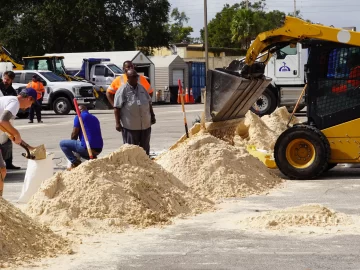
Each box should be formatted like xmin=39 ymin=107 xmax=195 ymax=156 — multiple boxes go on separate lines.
xmin=21 ymin=88 xmax=37 ymax=101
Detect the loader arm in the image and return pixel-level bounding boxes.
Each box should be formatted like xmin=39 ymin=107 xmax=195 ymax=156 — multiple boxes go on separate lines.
xmin=0 ymin=46 xmax=24 ymax=70
xmin=245 ymin=16 xmax=360 ymax=65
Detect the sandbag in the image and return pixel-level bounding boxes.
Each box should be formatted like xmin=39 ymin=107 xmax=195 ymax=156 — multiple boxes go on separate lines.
xmin=18 ymin=153 xmax=54 ymax=203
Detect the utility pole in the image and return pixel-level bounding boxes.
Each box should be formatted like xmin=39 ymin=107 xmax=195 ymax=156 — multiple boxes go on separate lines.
xmin=204 ymin=0 xmax=209 ymax=72
xmin=294 ymin=0 xmax=296 ymax=17
xmin=246 ymin=0 xmax=249 ymax=9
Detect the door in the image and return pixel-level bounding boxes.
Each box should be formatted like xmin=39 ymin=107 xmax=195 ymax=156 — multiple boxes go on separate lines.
xmin=93 ymin=65 xmax=106 ymax=85
xmin=274 ymin=45 xmax=300 ymax=78
xmin=172 ymin=69 xmax=184 ymax=86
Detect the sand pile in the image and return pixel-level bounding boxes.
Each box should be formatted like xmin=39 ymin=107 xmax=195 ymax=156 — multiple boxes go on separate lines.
xmin=0 ymin=197 xmax=70 ymax=268
xmin=234 ymin=107 xmax=300 ymax=150
xmin=156 ymin=133 xmax=282 ymax=200
xmin=25 ymin=145 xmax=212 ymax=233
xmin=240 ymin=204 xmax=353 ymax=231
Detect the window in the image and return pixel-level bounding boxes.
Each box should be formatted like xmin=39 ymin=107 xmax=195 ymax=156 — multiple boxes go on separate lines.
xmin=95 ymin=66 xmax=105 ymax=76
xmin=54 ymin=58 xmax=64 ymax=74
xmin=108 ymin=64 xmax=123 ymax=74
xmin=276 ymin=45 xmax=297 ymax=59
xmin=14 ymin=73 xmax=21 ymax=83
xmin=39 ymin=72 xmax=66 ymax=82
xmin=25 ymin=73 xmax=36 ymax=82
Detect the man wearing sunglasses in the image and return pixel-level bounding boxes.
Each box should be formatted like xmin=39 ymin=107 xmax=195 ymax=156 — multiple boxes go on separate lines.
xmin=113 ymin=69 xmax=155 ymax=155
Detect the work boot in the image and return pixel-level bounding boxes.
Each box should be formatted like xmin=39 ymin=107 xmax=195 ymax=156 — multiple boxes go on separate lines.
xmin=6 ymin=164 xmax=21 ymax=170
xmin=67 ymin=159 xmax=81 ymax=171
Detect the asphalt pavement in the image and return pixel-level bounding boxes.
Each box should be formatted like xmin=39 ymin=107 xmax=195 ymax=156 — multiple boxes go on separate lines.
xmin=4 ymin=104 xmax=360 ymax=270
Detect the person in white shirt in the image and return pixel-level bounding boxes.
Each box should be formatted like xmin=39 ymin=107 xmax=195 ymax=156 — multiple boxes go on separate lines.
xmin=0 ymin=88 xmax=37 ymax=197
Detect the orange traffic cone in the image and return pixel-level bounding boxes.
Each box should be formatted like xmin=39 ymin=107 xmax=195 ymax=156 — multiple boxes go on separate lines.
xmin=185 ymin=87 xmax=190 ymax=103
xmin=189 ymin=88 xmax=195 ymax=103
xmin=177 ymin=88 xmax=181 ymax=104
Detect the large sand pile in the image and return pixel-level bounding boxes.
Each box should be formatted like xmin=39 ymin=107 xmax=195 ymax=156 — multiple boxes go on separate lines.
xmin=25 ymin=145 xmax=213 ymax=233
xmin=234 ymin=107 xmax=300 ymax=151
xmin=0 ymin=197 xmax=70 ymax=268
xmin=156 ymin=133 xmax=282 ymax=200
xmin=240 ymin=204 xmax=353 ymax=231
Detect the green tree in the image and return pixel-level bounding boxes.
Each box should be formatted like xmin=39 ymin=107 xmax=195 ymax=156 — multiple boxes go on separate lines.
xmin=0 ymin=0 xmax=171 ymax=59
xmin=201 ymin=4 xmax=240 ymax=48
xmin=168 ymin=8 xmax=193 ymax=43
xmin=231 ymin=9 xmax=264 ymax=49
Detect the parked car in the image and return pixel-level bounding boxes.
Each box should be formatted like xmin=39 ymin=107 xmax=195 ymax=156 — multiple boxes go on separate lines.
xmin=13 ymin=70 xmax=96 ymax=115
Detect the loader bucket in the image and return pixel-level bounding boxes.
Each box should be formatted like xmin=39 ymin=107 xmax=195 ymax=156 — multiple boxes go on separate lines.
xmin=205 ymin=69 xmax=272 ymax=122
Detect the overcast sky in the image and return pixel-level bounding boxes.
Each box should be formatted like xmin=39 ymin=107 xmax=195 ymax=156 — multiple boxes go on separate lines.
xmin=168 ymin=0 xmax=360 ymax=37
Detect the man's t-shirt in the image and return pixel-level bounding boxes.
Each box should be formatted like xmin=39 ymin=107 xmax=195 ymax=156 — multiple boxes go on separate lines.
xmin=74 ymin=111 xmax=103 ymax=149
xmin=0 ymin=96 xmax=20 ymax=144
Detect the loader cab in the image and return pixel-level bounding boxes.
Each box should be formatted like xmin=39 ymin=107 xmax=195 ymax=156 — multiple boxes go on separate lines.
xmin=23 ymin=56 xmax=67 ymax=77
xmin=305 ymin=41 xmax=360 ymax=130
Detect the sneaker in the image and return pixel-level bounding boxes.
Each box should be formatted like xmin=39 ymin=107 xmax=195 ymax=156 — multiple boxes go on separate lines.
xmin=38 ymin=120 xmax=43 ymax=123
xmin=28 ymin=120 xmax=33 ymax=123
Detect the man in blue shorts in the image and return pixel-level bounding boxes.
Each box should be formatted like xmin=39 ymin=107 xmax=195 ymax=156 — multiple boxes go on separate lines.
xmin=60 ymin=105 xmax=103 ymax=170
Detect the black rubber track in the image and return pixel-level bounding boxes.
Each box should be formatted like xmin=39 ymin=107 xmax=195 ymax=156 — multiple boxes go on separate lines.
xmin=274 ymin=125 xmax=331 ymax=180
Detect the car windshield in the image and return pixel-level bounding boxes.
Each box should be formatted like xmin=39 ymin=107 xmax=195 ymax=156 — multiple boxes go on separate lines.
xmin=108 ymin=64 xmax=123 ymax=74
xmin=39 ymin=72 xmax=66 ymax=82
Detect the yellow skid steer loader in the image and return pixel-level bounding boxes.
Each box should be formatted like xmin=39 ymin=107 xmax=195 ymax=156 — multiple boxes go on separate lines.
xmin=205 ymin=16 xmax=360 ymax=179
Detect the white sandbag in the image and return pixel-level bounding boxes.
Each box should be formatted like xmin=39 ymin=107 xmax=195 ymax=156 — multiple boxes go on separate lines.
xmin=18 ymin=153 xmax=54 ymax=203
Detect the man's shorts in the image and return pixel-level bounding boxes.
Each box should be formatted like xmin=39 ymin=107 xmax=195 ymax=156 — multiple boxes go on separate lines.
xmin=0 ymin=149 xmax=5 ymax=168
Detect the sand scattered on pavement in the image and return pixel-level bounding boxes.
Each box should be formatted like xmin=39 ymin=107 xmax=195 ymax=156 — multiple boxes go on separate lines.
xmin=239 ymin=204 xmax=354 ymax=234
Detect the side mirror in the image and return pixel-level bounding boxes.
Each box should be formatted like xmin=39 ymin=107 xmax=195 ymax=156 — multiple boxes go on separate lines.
xmin=41 ymin=80 xmax=47 ymax=86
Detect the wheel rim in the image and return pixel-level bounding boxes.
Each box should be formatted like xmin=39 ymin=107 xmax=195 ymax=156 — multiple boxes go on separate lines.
xmin=56 ymin=101 xmax=67 ymax=114
xmin=285 ymin=138 xmax=316 ymax=169
xmin=252 ymin=94 xmax=269 ymax=113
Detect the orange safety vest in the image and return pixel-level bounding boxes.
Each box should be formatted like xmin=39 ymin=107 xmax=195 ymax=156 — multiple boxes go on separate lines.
xmin=27 ymin=81 xmax=45 ymax=100
xmin=332 ymin=66 xmax=360 ymax=93
xmin=107 ymin=74 xmax=153 ymax=95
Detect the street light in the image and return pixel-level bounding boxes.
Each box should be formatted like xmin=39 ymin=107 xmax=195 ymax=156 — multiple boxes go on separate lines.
xmin=204 ymin=0 xmax=209 ymax=72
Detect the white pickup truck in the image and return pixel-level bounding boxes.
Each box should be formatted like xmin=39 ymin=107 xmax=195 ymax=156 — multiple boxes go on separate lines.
xmin=12 ymin=70 xmax=96 ymax=115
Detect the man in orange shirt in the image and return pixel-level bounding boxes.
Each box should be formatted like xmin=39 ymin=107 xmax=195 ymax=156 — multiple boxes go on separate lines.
xmin=27 ymin=74 xmax=45 ymax=123
xmin=106 ymin=60 xmax=153 ymax=107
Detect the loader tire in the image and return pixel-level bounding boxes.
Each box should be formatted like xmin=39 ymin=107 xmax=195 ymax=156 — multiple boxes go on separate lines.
xmin=274 ymin=125 xmax=330 ymax=180
xmin=251 ymin=88 xmax=277 ymax=116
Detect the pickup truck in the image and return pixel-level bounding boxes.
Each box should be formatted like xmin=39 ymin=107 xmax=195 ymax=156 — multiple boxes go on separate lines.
xmin=13 ymin=70 xmax=96 ymax=115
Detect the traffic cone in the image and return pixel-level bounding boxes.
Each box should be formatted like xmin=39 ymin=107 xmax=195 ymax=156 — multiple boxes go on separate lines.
xmin=189 ymin=88 xmax=195 ymax=103
xmin=185 ymin=87 xmax=190 ymax=103
xmin=177 ymin=88 xmax=181 ymax=104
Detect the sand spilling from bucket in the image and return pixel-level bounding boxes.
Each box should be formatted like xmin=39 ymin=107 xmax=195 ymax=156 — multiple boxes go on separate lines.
xmin=234 ymin=107 xmax=300 ymax=151
xmin=25 ymin=145 xmax=213 ymax=233
xmin=0 ymin=197 xmax=70 ymax=268
xmin=240 ymin=204 xmax=353 ymax=232
xmin=156 ymin=134 xmax=282 ymax=200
